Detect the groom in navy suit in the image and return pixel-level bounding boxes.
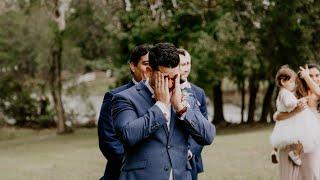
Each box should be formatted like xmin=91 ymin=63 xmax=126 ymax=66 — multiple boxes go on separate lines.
xmin=98 ymin=44 xmax=151 ymax=180
xmin=111 ymin=43 xmax=215 ymax=180
xmin=178 ymin=48 xmax=208 ymax=180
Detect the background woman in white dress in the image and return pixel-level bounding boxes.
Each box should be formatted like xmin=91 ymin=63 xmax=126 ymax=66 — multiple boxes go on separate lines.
xmin=270 ymin=66 xmax=320 ymax=167
xmin=275 ymin=64 xmax=320 ymax=180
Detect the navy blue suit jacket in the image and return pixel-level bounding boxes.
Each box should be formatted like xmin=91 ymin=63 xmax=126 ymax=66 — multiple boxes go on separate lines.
xmin=111 ymin=81 xmax=215 ymax=180
xmin=98 ymin=81 xmax=134 ymax=180
xmin=188 ymin=83 xmax=208 ymax=178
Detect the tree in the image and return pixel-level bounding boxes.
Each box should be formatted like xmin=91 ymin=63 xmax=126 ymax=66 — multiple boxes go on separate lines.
xmin=258 ymin=0 xmax=318 ymax=123
xmin=44 ymin=0 xmax=73 ymax=134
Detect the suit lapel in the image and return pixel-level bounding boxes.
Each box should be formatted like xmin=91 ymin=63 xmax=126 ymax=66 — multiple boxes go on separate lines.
xmin=168 ymin=107 xmax=176 ymax=140
xmin=162 ymin=123 xmax=169 ymax=137
xmin=136 ymin=81 xmax=155 ymax=106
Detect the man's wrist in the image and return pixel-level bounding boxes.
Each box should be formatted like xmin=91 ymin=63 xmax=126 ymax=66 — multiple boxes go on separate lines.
xmin=157 ymin=99 xmax=170 ymax=107
xmin=175 ymin=103 xmax=184 ymax=112
xmin=176 ymin=106 xmax=187 ymax=117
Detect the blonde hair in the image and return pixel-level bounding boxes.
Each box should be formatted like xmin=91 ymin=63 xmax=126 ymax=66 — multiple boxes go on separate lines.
xmin=275 ymin=65 xmax=296 ymax=87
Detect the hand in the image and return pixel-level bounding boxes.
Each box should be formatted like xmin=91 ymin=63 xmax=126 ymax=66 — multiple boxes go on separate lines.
xmin=299 ymin=97 xmax=308 ymax=104
xmin=171 ymin=74 xmax=184 ymax=111
xmin=295 ymin=100 xmax=307 ymax=113
xmin=141 ymin=70 xmax=150 ymax=80
xmin=154 ymin=72 xmax=170 ymax=106
xmin=299 ymin=65 xmax=310 ymax=80
xmin=273 ymin=112 xmax=279 ymax=121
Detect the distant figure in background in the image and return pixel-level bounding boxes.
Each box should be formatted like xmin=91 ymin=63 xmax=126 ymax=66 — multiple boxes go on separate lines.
xmin=273 ymin=64 xmax=320 ymax=180
xmin=97 ymin=44 xmax=151 ymax=180
xmin=178 ymin=48 xmax=208 ymax=180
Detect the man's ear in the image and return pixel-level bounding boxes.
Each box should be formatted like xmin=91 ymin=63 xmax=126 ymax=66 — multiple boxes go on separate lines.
xmin=129 ymin=62 xmax=136 ymax=73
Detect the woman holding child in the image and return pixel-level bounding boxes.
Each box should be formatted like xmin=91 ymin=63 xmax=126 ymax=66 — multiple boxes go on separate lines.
xmin=271 ymin=64 xmax=320 ymax=180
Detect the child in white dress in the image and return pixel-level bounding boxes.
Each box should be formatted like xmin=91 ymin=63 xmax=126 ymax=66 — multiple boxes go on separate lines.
xmin=270 ymin=65 xmax=320 ymax=166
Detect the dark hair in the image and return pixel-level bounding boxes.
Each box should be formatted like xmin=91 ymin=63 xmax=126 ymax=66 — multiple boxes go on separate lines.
xmin=306 ymin=64 xmax=320 ymax=111
xmin=275 ymin=65 xmax=296 ymax=87
xmin=148 ymin=43 xmax=180 ymax=71
xmin=130 ymin=44 xmax=151 ymax=65
xmin=307 ymin=64 xmax=320 ymax=71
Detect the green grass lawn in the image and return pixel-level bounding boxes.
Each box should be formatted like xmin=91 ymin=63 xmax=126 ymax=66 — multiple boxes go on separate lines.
xmin=0 ymin=126 xmax=278 ymax=180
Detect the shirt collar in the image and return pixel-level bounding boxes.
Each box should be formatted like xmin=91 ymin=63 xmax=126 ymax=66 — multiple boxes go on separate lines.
xmin=132 ymin=78 xmax=139 ymax=85
xmin=180 ymin=80 xmax=191 ymax=89
xmin=144 ymin=79 xmax=155 ymax=97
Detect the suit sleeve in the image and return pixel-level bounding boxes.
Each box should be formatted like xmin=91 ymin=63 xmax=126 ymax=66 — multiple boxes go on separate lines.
xmin=111 ymin=94 xmax=167 ymax=147
xmin=199 ymin=89 xmax=208 ymax=119
xmin=189 ymin=89 xmax=209 ymax=155
xmin=98 ymin=92 xmax=124 ymax=161
xmin=179 ymin=96 xmax=215 ymax=146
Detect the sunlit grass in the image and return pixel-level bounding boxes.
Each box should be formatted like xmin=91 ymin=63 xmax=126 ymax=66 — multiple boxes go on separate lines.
xmin=0 ymin=126 xmax=277 ymax=180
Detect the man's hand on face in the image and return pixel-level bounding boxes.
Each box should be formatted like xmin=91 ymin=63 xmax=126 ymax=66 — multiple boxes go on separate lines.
xmin=171 ymin=74 xmax=184 ymax=112
xmin=154 ymin=72 xmax=170 ymax=106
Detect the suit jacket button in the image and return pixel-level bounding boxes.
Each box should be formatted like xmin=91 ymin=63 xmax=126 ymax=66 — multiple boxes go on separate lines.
xmin=167 ymin=145 xmax=171 ymax=149
xmin=164 ymin=167 xmax=169 ymax=171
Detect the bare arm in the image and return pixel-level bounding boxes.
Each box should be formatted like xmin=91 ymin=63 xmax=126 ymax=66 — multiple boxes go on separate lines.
xmin=274 ymin=111 xmax=297 ymax=121
xmin=273 ymin=101 xmax=307 ymax=121
xmin=304 ymin=76 xmax=320 ymax=97
xmin=300 ymin=66 xmax=320 ymax=97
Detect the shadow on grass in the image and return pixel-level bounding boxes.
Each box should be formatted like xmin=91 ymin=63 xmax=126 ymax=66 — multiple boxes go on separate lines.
xmin=215 ymin=122 xmax=274 ymax=136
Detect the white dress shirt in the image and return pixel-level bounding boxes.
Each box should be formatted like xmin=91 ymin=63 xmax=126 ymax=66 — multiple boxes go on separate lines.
xmin=180 ymin=80 xmax=191 ymax=89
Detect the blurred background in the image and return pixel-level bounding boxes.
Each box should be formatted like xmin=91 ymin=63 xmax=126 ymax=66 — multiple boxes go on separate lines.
xmin=0 ymin=0 xmax=319 ymax=179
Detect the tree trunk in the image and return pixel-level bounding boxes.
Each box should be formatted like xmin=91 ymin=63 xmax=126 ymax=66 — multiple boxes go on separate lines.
xmin=48 ymin=0 xmax=73 ymax=134
xmin=212 ymin=81 xmax=225 ymax=125
xmin=240 ymin=80 xmax=245 ymax=123
xmin=50 ymin=31 xmax=72 ymax=134
xmin=247 ymin=76 xmax=259 ymax=123
xmin=269 ymin=100 xmax=276 ymax=123
xmin=259 ymin=81 xmax=275 ymax=123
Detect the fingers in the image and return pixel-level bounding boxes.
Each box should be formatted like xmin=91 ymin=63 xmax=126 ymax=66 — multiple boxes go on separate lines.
xmin=300 ymin=65 xmax=309 ymax=72
xmin=160 ymin=73 xmax=164 ymax=93
xmin=299 ymin=66 xmax=305 ymax=71
xmin=299 ymin=97 xmax=307 ymax=104
xmin=297 ymin=101 xmax=307 ymax=112
xmin=142 ymin=72 xmax=147 ymax=80
xmin=175 ymin=74 xmax=180 ymax=90
xmin=155 ymin=72 xmax=160 ymax=91
xmin=164 ymin=75 xmax=169 ymax=93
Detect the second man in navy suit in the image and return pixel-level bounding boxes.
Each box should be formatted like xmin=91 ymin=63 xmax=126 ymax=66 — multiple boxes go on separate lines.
xmin=98 ymin=44 xmax=151 ymax=180
xmin=178 ymin=48 xmax=208 ymax=180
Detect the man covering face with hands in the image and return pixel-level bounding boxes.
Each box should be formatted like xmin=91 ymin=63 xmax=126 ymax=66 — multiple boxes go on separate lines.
xmin=111 ymin=42 xmax=215 ymax=180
